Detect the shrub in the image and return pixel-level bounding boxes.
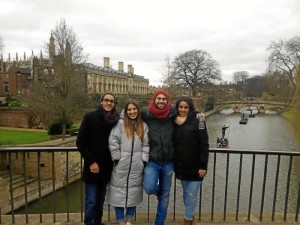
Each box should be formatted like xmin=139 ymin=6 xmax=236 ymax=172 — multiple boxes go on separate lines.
xmin=9 ymin=100 xmax=21 ymax=107
xmin=48 ymin=119 xmax=73 ymax=135
xmin=67 ymin=127 xmax=79 ymax=136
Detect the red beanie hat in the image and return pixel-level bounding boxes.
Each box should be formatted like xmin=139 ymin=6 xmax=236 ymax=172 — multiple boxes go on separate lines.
xmin=152 ymin=89 xmax=169 ymax=102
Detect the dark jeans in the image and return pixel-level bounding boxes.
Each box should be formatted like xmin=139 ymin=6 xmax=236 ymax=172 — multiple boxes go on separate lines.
xmin=84 ymin=182 xmax=107 ymax=225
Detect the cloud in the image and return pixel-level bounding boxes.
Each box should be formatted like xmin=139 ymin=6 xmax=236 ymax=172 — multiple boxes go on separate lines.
xmin=1 ymin=0 xmax=299 ymax=85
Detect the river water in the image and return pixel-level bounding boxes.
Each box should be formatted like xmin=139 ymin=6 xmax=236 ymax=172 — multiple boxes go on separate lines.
xmin=16 ymin=112 xmax=300 ymax=214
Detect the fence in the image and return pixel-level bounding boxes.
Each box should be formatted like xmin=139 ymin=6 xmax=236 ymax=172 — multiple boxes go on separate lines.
xmin=0 ymin=147 xmax=299 ymax=224
xmin=0 ymin=141 xmax=15 ymax=147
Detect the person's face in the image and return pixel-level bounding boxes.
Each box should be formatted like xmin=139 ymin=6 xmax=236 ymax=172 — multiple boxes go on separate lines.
xmin=178 ymin=101 xmax=189 ymax=117
xmin=126 ymin=103 xmax=138 ymax=120
xmin=154 ymin=94 xmax=168 ymax=109
xmin=100 ymin=94 xmax=115 ymax=112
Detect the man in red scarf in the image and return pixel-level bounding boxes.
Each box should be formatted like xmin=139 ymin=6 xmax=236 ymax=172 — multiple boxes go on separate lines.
xmin=141 ymin=89 xmax=177 ymax=225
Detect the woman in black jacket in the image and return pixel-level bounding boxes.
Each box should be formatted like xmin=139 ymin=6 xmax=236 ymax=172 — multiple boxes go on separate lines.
xmin=173 ymin=96 xmax=209 ymax=225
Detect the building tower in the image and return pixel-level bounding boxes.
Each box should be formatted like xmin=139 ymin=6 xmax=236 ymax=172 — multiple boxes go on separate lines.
xmin=49 ymin=33 xmax=55 ymax=65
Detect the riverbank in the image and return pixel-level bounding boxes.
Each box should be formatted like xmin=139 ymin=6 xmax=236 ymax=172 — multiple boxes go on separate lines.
xmin=281 ymin=111 xmax=295 ymax=121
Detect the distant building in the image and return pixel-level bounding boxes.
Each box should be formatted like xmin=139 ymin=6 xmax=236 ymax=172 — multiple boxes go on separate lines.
xmin=0 ymin=50 xmax=52 ymax=99
xmin=84 ymin=57 xmax=149 ymax=95
xmin=0 ymin=34 xmax=150 ymax=99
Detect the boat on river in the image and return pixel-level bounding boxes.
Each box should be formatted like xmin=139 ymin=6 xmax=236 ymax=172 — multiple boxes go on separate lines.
xmin=217 ymin=137 xmax=229 ymax=148
xmin=239 ymin=113 xmax=248 ymax=124
xmin=247 ymin=108 xmax=256 ymax=118
xmin=217 ymin=125 xmax=230 ymax=148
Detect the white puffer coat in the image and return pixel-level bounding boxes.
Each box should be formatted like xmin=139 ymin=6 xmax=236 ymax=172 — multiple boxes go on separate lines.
xmin=108 ymin=118 xmax=149 ymax=207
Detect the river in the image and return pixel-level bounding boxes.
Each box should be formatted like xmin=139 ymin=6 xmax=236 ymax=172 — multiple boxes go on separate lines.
xmin=16 ymin=112 xmax=300 ymax=214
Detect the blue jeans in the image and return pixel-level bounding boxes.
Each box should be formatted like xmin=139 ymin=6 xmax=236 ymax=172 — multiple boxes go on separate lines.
xmin=84 ymin=183 xmax=107 ymax=225
xmin=143 ymin=161 xmax=174 ymax=225
xmin=181 ymin=180 xmax=202 ymax=220
xmin=114 ymin=206 xmax=136 ymax=222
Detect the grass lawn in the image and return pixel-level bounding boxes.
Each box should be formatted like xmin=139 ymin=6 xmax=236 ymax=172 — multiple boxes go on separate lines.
xmin=281 ymin=111 xmax=296 ymax=122
xmin=0 ymin=129 xmax=50 ymax=145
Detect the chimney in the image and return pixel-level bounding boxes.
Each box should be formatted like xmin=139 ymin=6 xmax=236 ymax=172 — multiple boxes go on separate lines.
xmin=128 ymin=64 xmax=132 ymax=74
xmin=104 ymin=57 xmax=110 ymax=68
xmin=118 ymin=62 xmax=124 ymax=72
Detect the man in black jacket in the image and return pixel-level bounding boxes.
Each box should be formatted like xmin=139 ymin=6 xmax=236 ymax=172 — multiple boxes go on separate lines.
xmin=76 ymin=92 xmax=119 ymax=225
xmin=141 ymin=89 xmax=177 ymax=225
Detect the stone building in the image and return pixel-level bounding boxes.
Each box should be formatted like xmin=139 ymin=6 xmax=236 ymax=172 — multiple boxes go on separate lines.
xmin=0 ymin=34 xmax=150 ymax=100
xmin=84 ymin=57 xmax=149 ymax=95
xmin=0 ymin=50 xmax=51 ymax=100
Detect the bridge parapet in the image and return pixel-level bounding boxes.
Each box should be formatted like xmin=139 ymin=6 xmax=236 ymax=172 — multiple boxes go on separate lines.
xmin=215 ymin=100 xmax=289 ymax=113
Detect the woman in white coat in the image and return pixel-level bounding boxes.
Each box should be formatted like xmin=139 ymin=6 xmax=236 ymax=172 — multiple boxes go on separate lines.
xmin=108 ymin=99 xmax=149 ymax=225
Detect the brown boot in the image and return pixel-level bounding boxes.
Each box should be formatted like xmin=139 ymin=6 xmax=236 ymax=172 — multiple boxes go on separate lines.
xmin=182 ymin=218 xmax=193 ymax=225
xmin=191 ymin=216 xmax=197 ymax=225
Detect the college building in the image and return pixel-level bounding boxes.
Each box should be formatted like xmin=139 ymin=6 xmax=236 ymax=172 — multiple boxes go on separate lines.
xmin=0 ymin=34 xmax=151 ymax=103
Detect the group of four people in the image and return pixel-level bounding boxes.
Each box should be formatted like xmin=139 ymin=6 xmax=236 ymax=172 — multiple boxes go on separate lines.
xmin=76 ymin=89 xmax=209 ymax=225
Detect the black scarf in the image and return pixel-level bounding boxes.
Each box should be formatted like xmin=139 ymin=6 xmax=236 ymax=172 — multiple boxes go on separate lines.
xmin=99 ymin=105 xmax=119 ymax=127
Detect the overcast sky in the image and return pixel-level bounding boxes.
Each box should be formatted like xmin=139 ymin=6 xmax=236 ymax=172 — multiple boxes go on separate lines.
xmin=1 ymin=0 xmax=299 ymax=85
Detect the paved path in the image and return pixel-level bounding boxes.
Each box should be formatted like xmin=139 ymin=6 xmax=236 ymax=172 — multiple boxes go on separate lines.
xmin=0 ymin=213 xmax=297 ymax=225
xmin=0 ymin=126 xmax=47 ymax=132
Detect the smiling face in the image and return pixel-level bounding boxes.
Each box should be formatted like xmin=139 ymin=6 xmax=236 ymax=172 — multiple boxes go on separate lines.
xmin=100 ymin=94 xmax=115 ymax=112
xmin=126 ymin=103 xmax=138 ymax=119
xmin=154 ymin=94 xmax=168 ymax=109
xmin=178 ymin=101 xmax=189 ymax=117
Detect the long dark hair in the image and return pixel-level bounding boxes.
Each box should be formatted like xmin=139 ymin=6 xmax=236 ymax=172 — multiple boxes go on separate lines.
xmin=124 ymin=99 xmax=144 ymax=140
xmin=175 ymin=96 xmax=196 ymax=119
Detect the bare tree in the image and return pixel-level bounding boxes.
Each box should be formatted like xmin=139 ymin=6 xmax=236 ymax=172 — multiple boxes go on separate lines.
xmin=232 ymin=71 xmax=249 ymax=90
xmin=51 ymin=18 xmax=87 ymax=64
xmin=162 ymin=56 xmax=173 ymax=87
xmin=263 ymin=71 xmax=292 ymax=101
xmin=243 ymin=75 xmax=265 ymax=97
xmin=162 ymin=56 xmax=181 ymax=95
xmin=267 ymin=36 xmax=300 ymax=90
xmin=171 ymin=50 xmax=221 ymax=96
xmin=27 ymin=18 xmax=90 ymax=139
xmin=293 ymin=61 xmax=300 ymax=140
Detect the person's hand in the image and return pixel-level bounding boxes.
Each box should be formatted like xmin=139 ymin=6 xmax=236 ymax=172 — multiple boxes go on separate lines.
xmin=90 ymin=162 xmax=99 ymax=173
xmin=198 ymin=169 xmax=207 ymax=178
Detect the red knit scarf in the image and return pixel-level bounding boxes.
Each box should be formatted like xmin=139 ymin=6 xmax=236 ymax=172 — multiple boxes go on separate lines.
xmin=148 ymin=101 xmax=171 ymax=119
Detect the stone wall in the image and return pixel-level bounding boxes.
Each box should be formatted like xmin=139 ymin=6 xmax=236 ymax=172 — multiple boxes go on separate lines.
xmin=0 ymin=108 xmax=86 ymax=128
xmin=0 ymin=108 xmax=29 ymax=128
xmin=0 ymin=149 xmax=82 ymax=214
xmin=0 ymin=177 xmax=9 ymax=210
xmin=0 ymin=151 xmax=81 ymax=182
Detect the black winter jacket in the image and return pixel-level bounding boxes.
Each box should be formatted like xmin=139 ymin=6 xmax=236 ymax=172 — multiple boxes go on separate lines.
xmin=76 ymin=108 xmax=114 ymax=184
xmin=174 ymin=111 xmax=209 ymax=181
xmin=141 ymin=107 xmax=177 ymax=163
